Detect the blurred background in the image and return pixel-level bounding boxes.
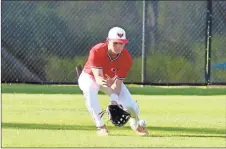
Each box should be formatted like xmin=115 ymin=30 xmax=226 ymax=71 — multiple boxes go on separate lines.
xmin=1 ymin=1 xmax=226 ymax=85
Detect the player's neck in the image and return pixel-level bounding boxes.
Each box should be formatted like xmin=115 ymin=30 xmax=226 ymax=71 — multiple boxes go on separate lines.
xmin=108 ymin=49 xmax=118 ymax=58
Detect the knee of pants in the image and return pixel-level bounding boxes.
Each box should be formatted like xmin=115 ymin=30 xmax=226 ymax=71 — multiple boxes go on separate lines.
xmin=126 ymin=106 xmax=139 ymax=118
xmin=126 ymin=107 xmax=137 ymax=118
xmin=125 ymin=100 xmax=140 ymax=118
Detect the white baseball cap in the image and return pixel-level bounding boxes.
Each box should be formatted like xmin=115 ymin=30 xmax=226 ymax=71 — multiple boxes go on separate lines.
xmin=107 ymin=27 xmax=129 ymax=43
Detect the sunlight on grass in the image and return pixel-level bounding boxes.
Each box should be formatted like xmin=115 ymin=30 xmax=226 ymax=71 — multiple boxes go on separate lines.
xmin=2 ymin=94 xmax=226 ymax=147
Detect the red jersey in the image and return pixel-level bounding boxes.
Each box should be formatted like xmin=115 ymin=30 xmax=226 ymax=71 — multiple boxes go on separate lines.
xmin=83 ymin=42 xmax=132 ymax=80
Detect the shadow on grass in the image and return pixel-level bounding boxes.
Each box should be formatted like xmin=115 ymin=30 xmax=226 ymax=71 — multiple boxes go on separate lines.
xmin=109 ymin=134 xmax=226 ymax=138
xmin=2 ymin=122 xmax=226 ymax=138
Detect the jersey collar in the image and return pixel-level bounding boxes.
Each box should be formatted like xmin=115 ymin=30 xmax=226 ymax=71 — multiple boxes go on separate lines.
xmin=107 ymin=49 xmax=121 ymax=61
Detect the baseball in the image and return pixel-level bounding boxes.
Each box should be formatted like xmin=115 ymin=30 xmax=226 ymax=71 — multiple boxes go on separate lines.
xmin=138 ymin=120 xmax=147 ymax=127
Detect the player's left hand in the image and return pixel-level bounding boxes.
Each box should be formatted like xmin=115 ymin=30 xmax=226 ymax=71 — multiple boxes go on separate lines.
xmin=109 ymin=100 xmax=117 ymax=105
xmin=99 ymin=104 xmax=131 ymax=127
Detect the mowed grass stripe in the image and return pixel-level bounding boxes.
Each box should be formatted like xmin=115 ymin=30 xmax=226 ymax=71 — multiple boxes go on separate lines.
xmin=2 ymin=94 xmax=226 ymax=147
xmin=2 ymin=83 xmax=226 ymax=95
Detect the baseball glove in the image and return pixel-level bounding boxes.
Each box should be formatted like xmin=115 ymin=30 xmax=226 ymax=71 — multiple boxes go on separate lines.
xmin=99 ymin=104 xmax=131 ymax=127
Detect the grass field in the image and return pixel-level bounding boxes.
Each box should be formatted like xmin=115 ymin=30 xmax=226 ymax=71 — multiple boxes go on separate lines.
xmin=1 ymin=84 xmax=226 ymax=147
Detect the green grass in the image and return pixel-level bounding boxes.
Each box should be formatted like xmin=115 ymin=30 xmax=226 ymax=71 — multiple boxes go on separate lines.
xmin=2 ymin=93 xmax=226 ymax=147
xmin=2 ymin=83 xmax=226 ymax=95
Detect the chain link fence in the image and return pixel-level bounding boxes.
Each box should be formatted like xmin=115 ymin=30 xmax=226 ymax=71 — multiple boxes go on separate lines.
xmin=2 ymin=1 xmax=226 ymax=85
xmin=144 ymin=1 xmax=206 ymax=84
xmin=211 ymin=1 xmax=226 ymax=84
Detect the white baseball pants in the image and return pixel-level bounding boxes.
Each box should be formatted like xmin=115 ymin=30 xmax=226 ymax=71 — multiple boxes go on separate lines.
xmin=78 ymin=71 xmax=140 ymax=128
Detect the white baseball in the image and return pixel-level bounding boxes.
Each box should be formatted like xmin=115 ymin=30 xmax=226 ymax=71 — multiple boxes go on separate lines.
xmin=138 ymin=120 xmax=146 ymax=127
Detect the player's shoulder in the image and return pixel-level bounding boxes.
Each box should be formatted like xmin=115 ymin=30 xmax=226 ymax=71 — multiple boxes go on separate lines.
xmin=122 ymin=48 xmax=132 ymax=61
xmin=90 ymin=42 xmax=107 ymax=53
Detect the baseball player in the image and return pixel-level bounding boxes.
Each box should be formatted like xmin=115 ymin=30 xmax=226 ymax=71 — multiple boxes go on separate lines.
xmin=78 ymin=26 xmax=149 ymax=136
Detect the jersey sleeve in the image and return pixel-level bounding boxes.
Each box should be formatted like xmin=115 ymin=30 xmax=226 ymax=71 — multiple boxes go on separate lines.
xmin=88 ymin=48 xmax=103 ymax=69
xmin=116 ymin=52 xmax=132 ymax=80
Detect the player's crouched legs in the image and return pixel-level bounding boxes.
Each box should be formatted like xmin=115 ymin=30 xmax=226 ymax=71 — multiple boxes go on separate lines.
xmin=78 ymin=72 xmax=108 ymax=136
xmin=119 ymin=84 xmax=149 ymax=135
xmin=127 ymin=101 xmax=149 ymax=136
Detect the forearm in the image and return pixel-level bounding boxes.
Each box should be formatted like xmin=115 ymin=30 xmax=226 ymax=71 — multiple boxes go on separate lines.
xmin=95 ymin=76 xmax=106 ymax=86
xmin=95 ymin=76 xmax=114 ymax=93
xmin=99 ymin=79 xmax=121 ymax=95
xmin=101 ymin=85 xmax=115 ymax=94
xmin=92 ymin=67 xmax=122 ymax=102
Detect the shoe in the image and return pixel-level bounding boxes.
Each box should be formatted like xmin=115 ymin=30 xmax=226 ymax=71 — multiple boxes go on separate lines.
xmin=97 ymin=125 xmax=109 ymax=136
xmin=130 ymin=119 xmax=149 ymax=136
xmin=135 ymin=125 xmax=149 ymax=136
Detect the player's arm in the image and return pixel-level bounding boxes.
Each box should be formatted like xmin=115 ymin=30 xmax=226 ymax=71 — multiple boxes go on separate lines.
xmin=89 ymin=50 xmax=116 ymax=95
xmin=102 ymin=74 xmax=122 ymax=95
xmin=111 ymin=78 xmax=123 ymax=95
xmin=92 ymin=68 xmax=119 ymax=104
xmin=91 ymin=68 xmax=108 ymax=87
xmin=91 ymin=67 xmax=118 ymax=95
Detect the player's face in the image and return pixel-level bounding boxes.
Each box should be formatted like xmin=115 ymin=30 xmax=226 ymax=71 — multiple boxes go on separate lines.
xmin=108 ymin=40 xmax=126 ymax=54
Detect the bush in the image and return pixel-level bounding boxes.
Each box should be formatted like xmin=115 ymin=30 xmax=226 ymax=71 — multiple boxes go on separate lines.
xmin=127 ymin=53 xmax=202 ymax=83
xmin=44 ymin=56 xmax=87 ymax=82
xmin=44 ymin=53 xmax=204 ymax=83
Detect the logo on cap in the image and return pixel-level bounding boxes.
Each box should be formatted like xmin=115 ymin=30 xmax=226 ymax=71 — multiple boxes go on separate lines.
xmin=117 ymin=33 xmax=123 ymax=38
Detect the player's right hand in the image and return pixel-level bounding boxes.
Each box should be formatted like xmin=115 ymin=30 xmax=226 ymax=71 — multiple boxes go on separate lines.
xmin=98 ymin=77 xmax=108 ymax=86
xmin=105 ymin=74 xmax=116 ymax=87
